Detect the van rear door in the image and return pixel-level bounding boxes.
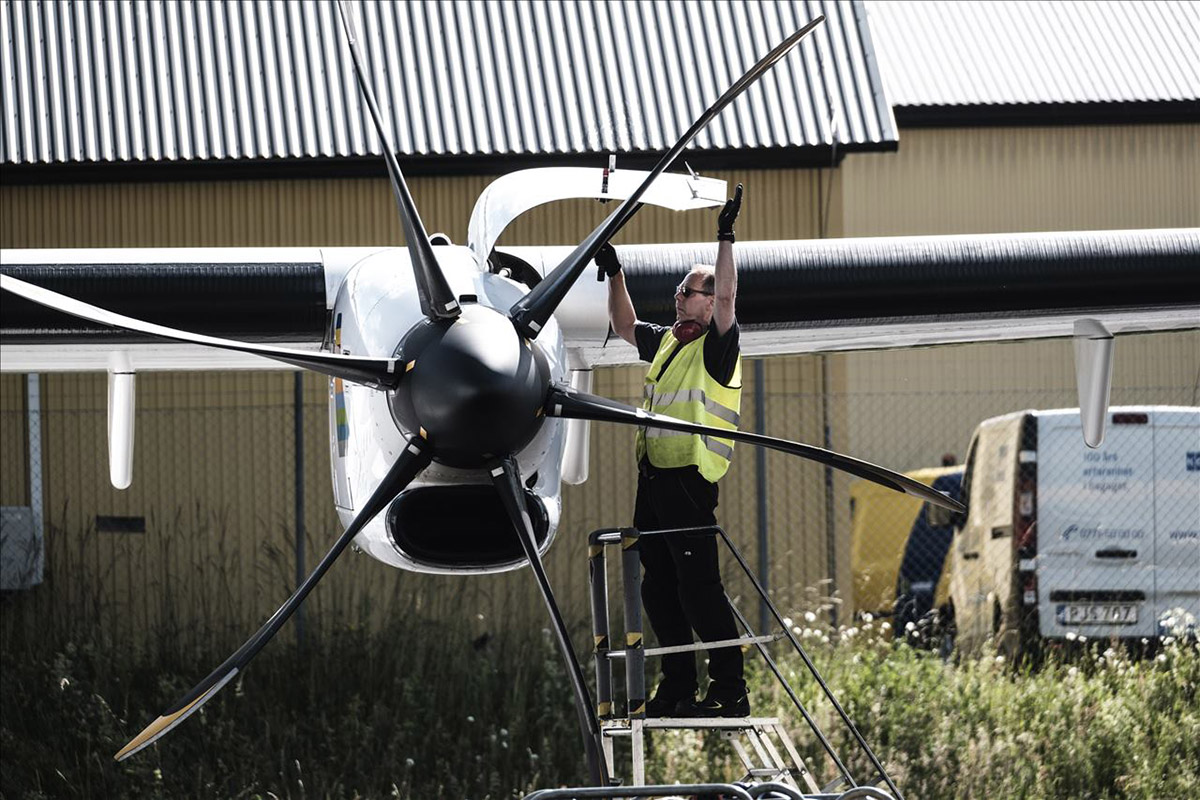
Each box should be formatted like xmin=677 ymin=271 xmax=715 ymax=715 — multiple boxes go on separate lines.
xmin=1037 ymin=410 xmax=1157 ymax=639
xmin=1152 ymin=408 xmax=1200 ymax=637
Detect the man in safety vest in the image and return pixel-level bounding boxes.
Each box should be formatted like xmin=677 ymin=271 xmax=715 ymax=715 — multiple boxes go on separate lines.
xmin=597 ymin=184 xmax=747 ymax=718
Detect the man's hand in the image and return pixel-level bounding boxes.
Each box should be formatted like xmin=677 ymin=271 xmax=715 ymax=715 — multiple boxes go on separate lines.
xmin=717 ymin=183 xmax=743 ymax=242
xmin=595 ymin=242 xmax=622 ymax=281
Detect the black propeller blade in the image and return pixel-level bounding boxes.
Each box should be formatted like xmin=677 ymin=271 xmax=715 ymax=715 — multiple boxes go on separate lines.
xmin=114 ymin=435 xmax=433 ymax=761
xmin=544 ymin=385 xmax=966 ymax=513
xmin=508 ymin=15 xmax=825 ymax=340
xmin=489 ymin=456 xmax=609 ymax=786
xmin=335 ymin=0 xmax=460 ymax=321
xmin=0 ymin=274 xmax=401 ymax=389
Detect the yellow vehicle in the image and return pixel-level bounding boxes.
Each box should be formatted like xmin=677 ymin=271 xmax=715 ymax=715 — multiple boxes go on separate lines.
xmin=849 ymin=465 xmax=963 ymax=621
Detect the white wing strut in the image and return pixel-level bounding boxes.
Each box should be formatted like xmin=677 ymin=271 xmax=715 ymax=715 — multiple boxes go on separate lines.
xmin=1074 ymin=318 xmax=1115 ymax=448
xmin=107 ymin=352 xmax=136 ymax=490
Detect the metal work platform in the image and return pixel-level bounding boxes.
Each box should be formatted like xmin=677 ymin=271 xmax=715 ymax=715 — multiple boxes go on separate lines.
xmin=584 ymin=525 xmax=903 ymax=800
xmin=602 ymin=716 xmax=818 ymax=792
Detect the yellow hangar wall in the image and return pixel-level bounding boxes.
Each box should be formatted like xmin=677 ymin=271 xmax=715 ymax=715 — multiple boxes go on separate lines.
xmin=836 ymin=124 xmax=1198 ymax=475
xmin=2 ymin=122 xmax=1197 ymax=649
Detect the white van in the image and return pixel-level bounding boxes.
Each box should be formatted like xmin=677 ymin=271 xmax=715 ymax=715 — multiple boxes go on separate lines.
xmin=940 ymin=406 xmax=1199 ymax=658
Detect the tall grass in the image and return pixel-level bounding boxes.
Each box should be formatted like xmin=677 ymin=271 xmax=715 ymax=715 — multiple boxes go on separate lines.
xmin=0 ymin=619 xmax=588 ymax=799
xmin=2 ymin=518 xmax=1196 ymax=800
xmin=3 ymin=605 xmax=1196 ymax=799
xmin=754 ymin=620 xmax=1199 ymax=800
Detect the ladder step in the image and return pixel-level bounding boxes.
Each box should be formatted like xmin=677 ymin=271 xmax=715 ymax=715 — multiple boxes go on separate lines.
xmin=607 ymin=633 xmax=781 ymax=658
xmin=602 ymin=716 xmax=783 ymax=733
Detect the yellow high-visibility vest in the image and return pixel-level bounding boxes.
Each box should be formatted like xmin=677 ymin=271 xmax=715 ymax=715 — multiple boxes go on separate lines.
xmin=635 ymin=329 xmax=742 ymax=482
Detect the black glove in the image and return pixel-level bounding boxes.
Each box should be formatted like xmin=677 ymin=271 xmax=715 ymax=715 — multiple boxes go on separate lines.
xmin=595 ymin=242 xmax=621 ymax=281
xmin=717 ymin=183 xmax=743 ymax=242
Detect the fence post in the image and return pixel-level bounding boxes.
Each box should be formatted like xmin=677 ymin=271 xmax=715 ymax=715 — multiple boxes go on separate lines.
xmin=754 ymin=359 xmax=770 ymax=634
xmin=293 ymin=372 xmax=306 ymax=648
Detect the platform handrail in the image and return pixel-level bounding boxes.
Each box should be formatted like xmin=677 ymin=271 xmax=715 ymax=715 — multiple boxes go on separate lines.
xmin=711 ymin=524 xmax=903 ymax=800
xmin=523 ymin=783 xmax=754 ymax=800
xmin=606 ymin=632 xmax=782 ymax=658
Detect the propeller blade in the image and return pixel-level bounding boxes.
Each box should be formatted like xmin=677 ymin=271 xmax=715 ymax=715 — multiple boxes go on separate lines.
xmin=335 ymin=0 xmax=459 ymax=321
xmin=509 ymin=15 xmax=825 ymax=339
xmin=114 ymin=435 xmax=433 ymax=761
xmin=1 ymin=274 xmax=401 ymax=389
xmin=544 ymin=385 xmax=965 ymax=513
xmin=489 ymin=456 xmax=608 ymax=785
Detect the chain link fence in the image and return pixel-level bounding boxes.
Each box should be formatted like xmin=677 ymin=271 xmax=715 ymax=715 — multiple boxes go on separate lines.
xmin=1 ymin=332 xmax=1197 ymax=661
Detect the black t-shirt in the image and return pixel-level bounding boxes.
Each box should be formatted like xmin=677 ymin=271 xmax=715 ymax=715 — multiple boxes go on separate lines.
xmin=634 ymin=319 xmax=741 ymax=387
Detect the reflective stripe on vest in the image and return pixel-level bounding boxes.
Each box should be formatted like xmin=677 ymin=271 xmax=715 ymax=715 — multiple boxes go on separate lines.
xmin=635 ymin=329 xmax=742 ymax=482
xmin=642 ymin=386 xmax=741 ymax=426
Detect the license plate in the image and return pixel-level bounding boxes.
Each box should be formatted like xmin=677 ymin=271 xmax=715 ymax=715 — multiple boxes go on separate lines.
xmin=1055 ymin=603 xmax=1139 ymax=625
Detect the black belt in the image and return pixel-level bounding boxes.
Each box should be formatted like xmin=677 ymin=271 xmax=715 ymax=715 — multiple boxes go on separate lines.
xmin=638 ymin=460 xmax=702 ymax=480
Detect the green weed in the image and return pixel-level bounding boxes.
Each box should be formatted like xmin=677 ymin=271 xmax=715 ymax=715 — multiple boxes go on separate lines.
xmin=3 ymin=610 xmax=1196 ymax=799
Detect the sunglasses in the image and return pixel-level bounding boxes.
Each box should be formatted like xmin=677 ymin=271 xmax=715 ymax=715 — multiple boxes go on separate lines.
xmin=675 ymin=282 xmax=714 ymax=299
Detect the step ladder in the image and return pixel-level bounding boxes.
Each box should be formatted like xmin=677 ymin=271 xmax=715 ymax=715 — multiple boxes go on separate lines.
xmin=586 ymin=525 xmax=903 ymax=799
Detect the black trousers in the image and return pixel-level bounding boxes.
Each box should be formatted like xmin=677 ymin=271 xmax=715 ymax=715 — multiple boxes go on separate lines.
xmin=633 ymin=464 xmax=744 ymax=692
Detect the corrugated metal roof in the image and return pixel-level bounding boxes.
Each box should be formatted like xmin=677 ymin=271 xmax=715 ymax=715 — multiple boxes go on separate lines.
xmin=867 ymin=0 xmax=1200 ymax=108
xmin=0 ymin=0 xmax=896 ymax=167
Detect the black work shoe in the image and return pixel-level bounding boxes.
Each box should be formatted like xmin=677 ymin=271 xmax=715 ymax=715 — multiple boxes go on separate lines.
xmin=684 ymin=684 xmax=750 ymax=718
xmin=645 ymin=683 xmax=696 ymax=717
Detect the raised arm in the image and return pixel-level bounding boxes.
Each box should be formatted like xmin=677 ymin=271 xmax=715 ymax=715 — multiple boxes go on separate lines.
xmin=713 ymin=183 xmax=742 ymax=336
xmin=599 ymin=244 xmax=638 ymax=346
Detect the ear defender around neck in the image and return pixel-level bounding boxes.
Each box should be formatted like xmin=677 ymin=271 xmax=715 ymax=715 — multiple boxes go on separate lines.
xmin=672 ymin=320 xmax=704 ymax=343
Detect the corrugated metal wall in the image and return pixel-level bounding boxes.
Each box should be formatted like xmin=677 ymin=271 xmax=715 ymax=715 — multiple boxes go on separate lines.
xmin=0 ymin=0 xmax=894 ymax=165
xmin=0 ymin=374 xmax=28 ymax=505
xmin=841 ymin=125 xmax=1200 ymax=236
xmin=0 ymin=168 xmax=824 ymax=247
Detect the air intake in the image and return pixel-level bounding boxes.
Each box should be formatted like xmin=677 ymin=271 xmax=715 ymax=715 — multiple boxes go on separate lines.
xmin=386 ymin=485 xmax=549 ymax=570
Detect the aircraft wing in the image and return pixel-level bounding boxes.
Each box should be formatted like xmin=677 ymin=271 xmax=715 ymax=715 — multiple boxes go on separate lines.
xmin=2 ymin=228 xmax=1197 ymax=373
xmin=534 ymin=227 xmax=1200 ymax=367
xmin=0 ymin=246 xmax=383 ymax=372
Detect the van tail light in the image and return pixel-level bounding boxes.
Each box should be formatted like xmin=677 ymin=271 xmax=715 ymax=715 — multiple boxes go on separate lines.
xmin=1015 ymin=416 xmax=1038 ymax=560
xmin=1022 ymin=573 xmax=1037 ymax=606
xmin=1015 ymin=477 xmax=1037 ymax=556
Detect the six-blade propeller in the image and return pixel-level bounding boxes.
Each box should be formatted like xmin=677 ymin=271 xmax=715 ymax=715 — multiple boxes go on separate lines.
xmin=0 ymin=6 xmax=964 ymax=779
